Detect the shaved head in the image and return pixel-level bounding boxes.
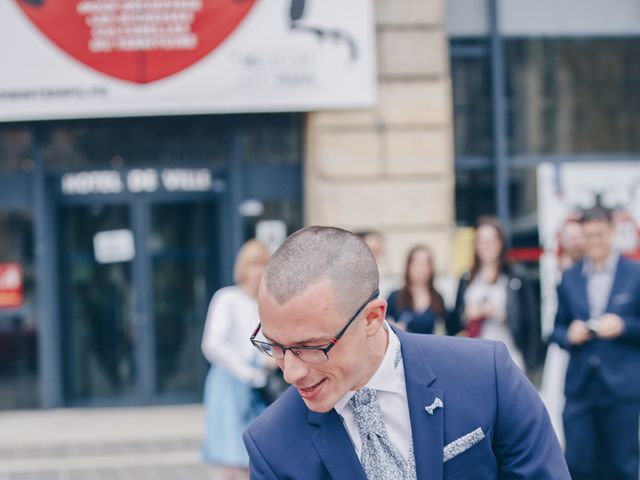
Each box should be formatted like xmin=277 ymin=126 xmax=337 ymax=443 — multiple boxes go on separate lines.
xmin=262 ymin=226 xmax=379 ymax=313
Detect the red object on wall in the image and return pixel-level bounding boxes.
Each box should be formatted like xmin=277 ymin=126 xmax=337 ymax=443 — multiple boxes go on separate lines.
xmin=16 ymin=0 xmax=257 ymax=84
xmin=0 ymin=263 xmax=24 ymax=309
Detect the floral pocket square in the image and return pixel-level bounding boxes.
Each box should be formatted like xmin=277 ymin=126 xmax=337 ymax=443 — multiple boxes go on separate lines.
xmin=443 ymin=428 xmax=485 ymax=462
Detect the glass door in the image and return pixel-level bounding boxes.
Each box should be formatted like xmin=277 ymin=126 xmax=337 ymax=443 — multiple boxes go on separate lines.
xmin=59 ymin=204 xmax=137 ymax=404
xmin=58 ymin=197 xmax=218 ymax=405
xmin=150 ymin=201 xmax=216 ymax=399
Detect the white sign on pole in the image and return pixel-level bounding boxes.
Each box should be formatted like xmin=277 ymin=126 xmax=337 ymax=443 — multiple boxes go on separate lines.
xmin=0 ymin=0 xmax=376 ymax=121
xmin=256 ymin=219 xmax=287 ymax=253
xmin=93 ymin=229 xmax=136 ymax=264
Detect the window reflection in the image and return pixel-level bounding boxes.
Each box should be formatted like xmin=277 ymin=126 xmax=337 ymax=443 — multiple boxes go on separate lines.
xmin=455 ymin=169 xmax=496 ymax=226
xmin=506 ymin=38 xmax=640 ymax=155
xmin=242 ymin=199 xmax=303 ymax=241
xmin=0 ymin=127 xmax=34 ymax=172
xmin=450 ymin=40 xmax=493 ymax=157
xmin=41 ymin=116 xmax=231 ymax=170
xmin=237 ymin=115 xmax=303 ymax=165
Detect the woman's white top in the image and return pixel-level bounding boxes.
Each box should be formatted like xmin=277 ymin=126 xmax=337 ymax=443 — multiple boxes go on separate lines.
xmin=201 ymin=286 xmax=267 ymax=387
xmin=464 ymin=274 xmax=525 ymax=370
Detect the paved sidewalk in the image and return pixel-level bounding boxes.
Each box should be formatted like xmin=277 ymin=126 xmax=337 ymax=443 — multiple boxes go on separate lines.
xmin=0 ymin=404 xmax=218 ymax=479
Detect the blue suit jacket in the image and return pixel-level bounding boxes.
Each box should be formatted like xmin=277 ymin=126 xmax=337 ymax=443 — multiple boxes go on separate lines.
xmin=551 ymin=256 xmax=640 ymax=400
xmin=243 ymin=332 xmax=569 ymax=479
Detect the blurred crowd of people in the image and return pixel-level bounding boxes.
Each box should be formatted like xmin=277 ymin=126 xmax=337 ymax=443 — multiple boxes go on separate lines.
xmin=360 ymin=219 xmax=542 ymax=376
xmin=199 ymin=208 xmax=640 ymax=480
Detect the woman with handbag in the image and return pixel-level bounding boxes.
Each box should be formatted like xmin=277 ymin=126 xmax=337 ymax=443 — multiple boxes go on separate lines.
xmin=201 ymin=239 xmax=271 ymax=480
xmin=449 ymin=216 xmax=541 ymax=373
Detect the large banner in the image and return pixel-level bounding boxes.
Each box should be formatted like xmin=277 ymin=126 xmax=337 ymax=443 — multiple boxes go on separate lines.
xmin=537 ymin=162 xmax=640 ymax=335
xmin=0 ymin=0 xmax=376 ymax=120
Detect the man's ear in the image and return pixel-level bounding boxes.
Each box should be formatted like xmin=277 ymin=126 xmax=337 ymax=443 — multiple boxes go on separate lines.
xmin=364 ymin=299 xmax=387 ymax=337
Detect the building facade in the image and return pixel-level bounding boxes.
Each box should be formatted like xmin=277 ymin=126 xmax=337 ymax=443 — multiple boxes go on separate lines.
xmin=2 ymin=0 xmax=638 ymax=411
xmin=0 ymin=0 xmax=454 ymax=409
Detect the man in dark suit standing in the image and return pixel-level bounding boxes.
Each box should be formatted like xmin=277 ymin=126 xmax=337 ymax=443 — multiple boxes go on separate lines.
xmin=244 ymin=226 xmax=569 ymax=479
xmin=552 ymin=206 xmax=640 ymax=479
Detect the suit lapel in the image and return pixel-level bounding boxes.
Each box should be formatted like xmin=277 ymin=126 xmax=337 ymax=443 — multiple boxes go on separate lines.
xmin=399 ymin=330 xmax=444 ymax=480
xmin=605 ymin=256 xmax=625 ymax=312
xmin=574 ymin=262 xmax=591 ymax=318
xmin=309 ymin=410 xmax=367 ymax=480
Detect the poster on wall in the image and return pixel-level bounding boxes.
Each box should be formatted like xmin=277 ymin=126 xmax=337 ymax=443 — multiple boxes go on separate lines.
xmin=537 ymin=162 xmax=640 ymax=335
xmin=0 ymin=0 xmax=376 ymax=121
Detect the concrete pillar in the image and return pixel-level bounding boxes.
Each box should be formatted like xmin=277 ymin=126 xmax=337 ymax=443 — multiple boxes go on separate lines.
xmin=304 ymin=0 xmax=455 ymax=279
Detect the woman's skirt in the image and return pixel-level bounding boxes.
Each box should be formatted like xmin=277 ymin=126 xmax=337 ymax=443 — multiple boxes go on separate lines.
xmin=202 ymin=365 xmax=265 ymax=467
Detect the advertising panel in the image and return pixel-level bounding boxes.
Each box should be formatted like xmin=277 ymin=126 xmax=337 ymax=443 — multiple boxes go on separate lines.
xmin=0 ymin=0 xmax=376 ymax=120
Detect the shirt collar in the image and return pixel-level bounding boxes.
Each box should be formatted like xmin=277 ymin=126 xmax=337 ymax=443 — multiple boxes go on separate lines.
xmin=583 ymin=250 xmax=619 ymax=276
xmin=334 ymin=323 xmax=404 ymax=415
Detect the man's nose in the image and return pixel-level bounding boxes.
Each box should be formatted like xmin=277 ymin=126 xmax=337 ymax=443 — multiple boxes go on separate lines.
xmin=282 ymin=350 xmax=309 ymax=385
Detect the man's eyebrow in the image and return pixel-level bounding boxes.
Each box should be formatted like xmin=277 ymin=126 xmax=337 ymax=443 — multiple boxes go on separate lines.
xmin=262 ymin=331 xmax=329 ymax=346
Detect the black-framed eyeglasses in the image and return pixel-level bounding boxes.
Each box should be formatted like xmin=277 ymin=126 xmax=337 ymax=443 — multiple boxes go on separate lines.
xmin=250 ymin=288 xmax=380 ymax=364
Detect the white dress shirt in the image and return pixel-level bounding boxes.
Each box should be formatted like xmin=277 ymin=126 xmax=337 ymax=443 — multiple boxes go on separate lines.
xmin=334 ymin=325 xmax=412 ymax=462
xmin=583 ymin=251 xmax=619 ymax=319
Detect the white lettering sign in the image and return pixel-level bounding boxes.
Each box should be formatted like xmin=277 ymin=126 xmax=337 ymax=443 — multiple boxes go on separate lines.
xmin=127 ymin=169 xmax=159 ymax=192
xmin=61 ymin=168 xmax=213 ymax=195
xmin=61 ymin=171 xmax=124 ymax=195
xmin=161 ymin=168 xmax=211 ymax=191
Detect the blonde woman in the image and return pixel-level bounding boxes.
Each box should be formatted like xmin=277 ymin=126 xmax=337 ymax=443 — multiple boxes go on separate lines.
xmin=201 ymin=239 xmax=271 ymax=480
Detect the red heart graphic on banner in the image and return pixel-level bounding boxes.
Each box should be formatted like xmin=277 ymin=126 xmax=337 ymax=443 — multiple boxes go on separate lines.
xmin=16 ymin=0 xmax=257 ymax=84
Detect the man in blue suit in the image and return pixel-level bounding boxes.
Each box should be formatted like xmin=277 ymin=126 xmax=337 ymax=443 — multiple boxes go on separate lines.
xmin=552 ymin=206 xmax=640 ymax=479
xmin=245 ymin=226 xmax=569 ymax=479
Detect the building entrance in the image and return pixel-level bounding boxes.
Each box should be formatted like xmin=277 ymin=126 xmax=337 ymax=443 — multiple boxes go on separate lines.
xmin=58 ymin=195 xmax=219 ymax=406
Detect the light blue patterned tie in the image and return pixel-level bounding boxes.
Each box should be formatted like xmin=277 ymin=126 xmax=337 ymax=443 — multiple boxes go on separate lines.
xmin=349 ymin=387 xmax=415 ymax=479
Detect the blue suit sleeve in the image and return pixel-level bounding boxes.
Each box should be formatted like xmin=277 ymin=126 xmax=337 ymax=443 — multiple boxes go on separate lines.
xmin=493 ymin=342 xmax=570 ymax=479
xmin=243 ymin=429 xmax=279 ymax=480
xmin=550 ymin=274 xmax=573 ymax=350
xmin=620 ymin=314 xmax=640 ymax=342
xmin=619 ymin=266 xmax=640 ymax=342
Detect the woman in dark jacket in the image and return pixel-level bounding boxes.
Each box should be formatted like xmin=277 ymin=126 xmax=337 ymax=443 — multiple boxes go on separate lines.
xmin=448 ymin=216 xmax=541 ymax=372
xmin=386 ymin=244 xmax=446 ymax=334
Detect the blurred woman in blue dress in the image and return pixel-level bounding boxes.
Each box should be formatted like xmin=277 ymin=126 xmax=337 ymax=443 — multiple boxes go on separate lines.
xmin=201 ymin=239 xmax=271 ymax=480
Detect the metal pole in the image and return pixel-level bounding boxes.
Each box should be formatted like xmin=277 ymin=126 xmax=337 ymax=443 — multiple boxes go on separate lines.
xmin=489 ymin=0 xmax=511 ymax=243
xmin=32 ymin=127 xmax=63 ymax=407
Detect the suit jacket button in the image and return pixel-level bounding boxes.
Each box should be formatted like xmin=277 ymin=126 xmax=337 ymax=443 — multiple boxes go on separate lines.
xmin=588 ymin=356 xmax=601 ymax=368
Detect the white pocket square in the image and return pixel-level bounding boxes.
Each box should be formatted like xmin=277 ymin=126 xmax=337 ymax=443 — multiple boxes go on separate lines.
xmin=612 ymin=292 xmax=631 ymax=305
xmin=443 ymin=428 xmax=485 ymax=462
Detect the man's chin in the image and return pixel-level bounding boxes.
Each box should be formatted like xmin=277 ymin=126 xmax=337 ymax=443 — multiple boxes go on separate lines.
xmin=303 ymin=399 xmax=333 ymax=413
xmin=300 ymin=389 xmax=337 ymax=413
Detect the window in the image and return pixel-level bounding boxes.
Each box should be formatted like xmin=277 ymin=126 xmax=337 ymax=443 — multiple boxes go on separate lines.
xmin=41 ymin=116 xmax=232 ymax=170
xmin=506 ymin=38 xmax=640 ymax=155
xmin=451 ymin=40 xmax=493 ymax=158
xmin=0 ymin=127 xmax=34 ymax=172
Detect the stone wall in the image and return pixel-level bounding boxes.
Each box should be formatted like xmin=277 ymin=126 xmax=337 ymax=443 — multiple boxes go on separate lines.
xmin=304 ymin=0 xmax=454 ymax=279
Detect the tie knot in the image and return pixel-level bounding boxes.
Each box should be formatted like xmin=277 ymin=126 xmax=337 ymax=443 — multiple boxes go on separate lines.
xmin=350 ymin=387 xmax=377 ymax=408
xmin=349 ymin=388 xmax=386 ymax=438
